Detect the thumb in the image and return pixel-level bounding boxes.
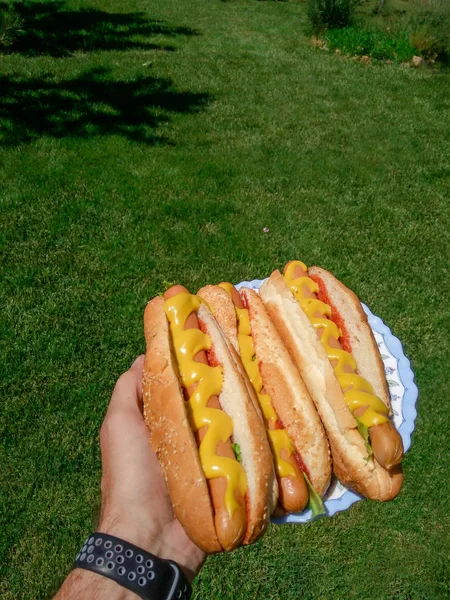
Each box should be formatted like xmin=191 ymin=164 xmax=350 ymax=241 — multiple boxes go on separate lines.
xmin=107 ymin=354 xmax=145 ymax=416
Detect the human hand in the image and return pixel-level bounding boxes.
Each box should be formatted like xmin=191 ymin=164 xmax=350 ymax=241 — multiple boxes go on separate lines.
xmin=98 ymin=355 xmax=205 ymax=582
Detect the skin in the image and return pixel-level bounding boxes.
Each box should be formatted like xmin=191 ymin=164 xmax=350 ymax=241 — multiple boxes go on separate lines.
xmin=163 ymin=285 xmax=247 ymax=551
xmin=54 ymin=356 xmax=205 ymax=599
xmin=222 ymin=283 xmax=309 ymax=513
xmin=283 ymin=261 xmax=403 ymax=469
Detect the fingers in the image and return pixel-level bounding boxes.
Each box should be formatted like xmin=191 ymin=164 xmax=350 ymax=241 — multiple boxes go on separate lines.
xmin=130 ymin=354 xmax=145 ymax=373
xmin=107 ymin=354 xmax=145 ymax=415
xmin=98 ymin=354 xmax=207 ymax=579
xmin=100 ymin=354 xmax=147 ymax=454
xmin=100 ymin=354 xmax=155 ymax=496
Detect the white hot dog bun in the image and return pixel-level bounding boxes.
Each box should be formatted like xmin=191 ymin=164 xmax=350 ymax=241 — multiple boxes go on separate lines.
xmin=143 ymin=290 xmax=277 ymax=553
xmin=198 ymin=283 xmax=332 ymax=513
xmin=259 ymin=265 xmax=403 ymax=502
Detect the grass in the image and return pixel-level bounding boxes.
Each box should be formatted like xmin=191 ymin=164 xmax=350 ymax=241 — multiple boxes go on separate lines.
xmin=1 ymin=0 xmax=449 ymax=598
xmin=0 ymin=4 xmax=24 ymax=48
xmin=307 ymin=0 xmax=356 ymax=33
xmin=308 ymin=1 xmax=450 ymax=62
xmin=351 ymin=0 xmax=450 ymax=61
xmin=325 ymin=26 xmax=417 ymax=61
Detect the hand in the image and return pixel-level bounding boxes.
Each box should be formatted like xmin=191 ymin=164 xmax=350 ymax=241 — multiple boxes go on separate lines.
xmin=98 ymin=355 xmax=205 ymax=582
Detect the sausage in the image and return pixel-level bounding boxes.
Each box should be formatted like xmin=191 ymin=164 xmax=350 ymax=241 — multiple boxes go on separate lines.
xmin=164 ymin=285 xmax=247 ymax=550
xmin=222 ymin=283 xmax=309 ymax=513
xmin=227 ymin=283 xmax=244 ymax=311
xmin=269 ymin=421 xmax=309 ymax=513
xmin=367 ymin=421 xmax=404 ymax=469
xmin=283 ymin=262 xmax=404 ymax=470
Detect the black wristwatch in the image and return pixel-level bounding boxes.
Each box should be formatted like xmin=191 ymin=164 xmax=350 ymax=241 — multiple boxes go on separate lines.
xmin=74 ymin=532 xmax=192 ymax=600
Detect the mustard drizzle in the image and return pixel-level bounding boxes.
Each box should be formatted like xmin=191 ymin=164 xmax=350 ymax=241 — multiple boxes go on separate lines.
xmin=164 ymin=292 xmax=247 ymax=516
xmin=219 ymin=283 xmax=298 ymax=479
xmin=284 ymin=261 xmax=389 ymax=428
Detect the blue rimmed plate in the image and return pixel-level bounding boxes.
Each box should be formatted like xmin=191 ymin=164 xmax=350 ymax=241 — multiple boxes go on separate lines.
xmin=235 ymin=278 xmax=418 ymax=524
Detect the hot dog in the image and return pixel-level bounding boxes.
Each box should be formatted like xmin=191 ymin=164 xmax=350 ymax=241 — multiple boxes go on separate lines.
xmin=143 ymin=286 xmax=277 ymax=552
xmin=259 ymin=262 xmax=404 ymax=501
xmin=197 ymin=283 xmax=331 ymax=515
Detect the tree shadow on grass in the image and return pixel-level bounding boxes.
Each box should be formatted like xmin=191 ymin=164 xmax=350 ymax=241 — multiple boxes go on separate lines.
xmin=0 ymin=67 xmax=212 ymax=145
xmin=1 ymin=0 xmax=199 ymax=56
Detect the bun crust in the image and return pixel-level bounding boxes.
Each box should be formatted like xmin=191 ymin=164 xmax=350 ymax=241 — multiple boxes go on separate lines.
xmin=198 ymin=285 xmax=239 ymax=352
xmin=259 ymin=271 xmax=403 ymax=501
xmin=308 ymin=267 xmax=390 ymax=409
xmin=198 ymin=284 xmax=332 ymax=498
xmin=197 ymin=304 xmax=277 ymax=544
xmin=143 ymin=297 xmax=276 ymax=552
xmin=241 ymin=288 xmax=332 ymax=497
xmin=143 ymin=297 xmax=221 ymax=553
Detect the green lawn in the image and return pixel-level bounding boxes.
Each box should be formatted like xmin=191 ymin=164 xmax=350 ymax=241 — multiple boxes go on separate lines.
xmin=1 ymin=1 xmax=449 ymax=598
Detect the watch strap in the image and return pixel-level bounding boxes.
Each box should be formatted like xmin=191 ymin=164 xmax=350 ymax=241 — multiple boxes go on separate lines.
xmin=74 ymin=532 xmax=191 ymax=600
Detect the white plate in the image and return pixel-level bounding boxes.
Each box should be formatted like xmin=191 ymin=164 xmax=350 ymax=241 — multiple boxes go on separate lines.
xmin=235 ymin=278 xmax=418 ymax=524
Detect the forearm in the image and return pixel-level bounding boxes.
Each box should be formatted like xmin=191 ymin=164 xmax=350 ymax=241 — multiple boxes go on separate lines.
xmin=54 ymin=568 xmax=138 ymax=600
xmin=54 ymin=357 xmax=204 ymax=599
xmin=53 ymin=520 xmax=201 ymax=599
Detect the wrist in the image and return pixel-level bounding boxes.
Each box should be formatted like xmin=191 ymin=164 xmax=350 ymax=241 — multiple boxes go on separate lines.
xmin=98 ymin=511 xmax=204 ymax=582
xmin=55 ymin=568 xmax=138 ymax=600
xmin=98 ymin=513 xmax=160 ymax=556
xmin=71 ymin=532 xmax=192 ymax=600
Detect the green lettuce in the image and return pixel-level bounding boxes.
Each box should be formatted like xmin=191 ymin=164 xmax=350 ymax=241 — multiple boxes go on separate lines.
xmin=355 ymin=417 xmax=373 ymax=461
xmin=232 ymin=443 xmax=242 ymax=464
xmin=304 ymin=472 xmax=326 ymax=518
